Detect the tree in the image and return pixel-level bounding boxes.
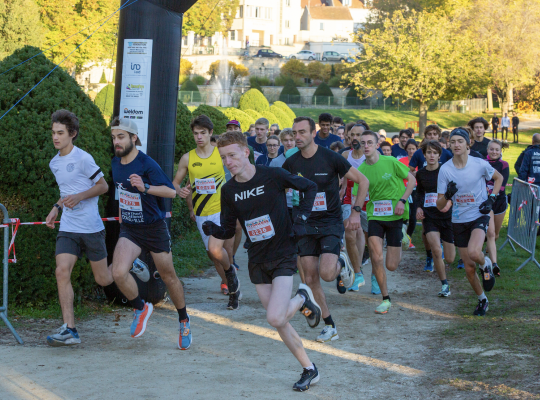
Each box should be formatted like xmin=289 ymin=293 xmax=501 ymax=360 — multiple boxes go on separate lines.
xmin=180 ymin=58 xmax=193 ymax=76
xmin=208 ymin=60 xmax=249 ymax=81
xmin=99 ymin=70 xmax=107 ymax=83
xmin=280 ymin=59 xmax=308 ymax=80
xmin=307 ymin=61 xmax=331 ymax=83
xmin=346 ymin=10 xmax=489 ymax=136
xmin=183 ymin=0 xmax=240 ymax=37
xmin=279 ymin=78 xmax=301 ymax=103
xmin=191 ymin=104 xmax=228 ymax=134
xmin=94 ymin=84 xmax=115 ymax=117
xmin=0 ymin=0 xmax=43 ymax=60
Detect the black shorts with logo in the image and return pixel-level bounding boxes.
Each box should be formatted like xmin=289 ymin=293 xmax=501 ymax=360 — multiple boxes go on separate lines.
xmin=119 ymin=219 xmax=171 ymax=254
xmin=422 ymin=217 xmax=454 ymax=244
xmin=249 ymin=253 xmax=297 ymax=285
xmin=367 ymin=219 xmax=403 ymax=247
xmin=493 ymin=194 xmax=508 ymax=215
xmin=452 ymin=215 xmax=490 ymax=248
xmin=297 ymin=223 xmax=344 ymax=257
xmin=56 ymin=230 xmax=107 ymax=261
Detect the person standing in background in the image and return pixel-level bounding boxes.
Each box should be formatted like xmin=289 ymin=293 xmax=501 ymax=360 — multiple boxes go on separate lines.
xmin=501 ymin=113 xmax=510 ymax=142
xmin=491 ymin=113 xmax=499 ymax=139
xmin=512 ymin=112 xmax=520 ymax=144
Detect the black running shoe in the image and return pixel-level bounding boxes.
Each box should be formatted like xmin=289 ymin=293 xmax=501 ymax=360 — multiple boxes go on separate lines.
xmin=225 ymin=267 xmax=240 ymax=294
xmin=336 ymin=258 xmax=346 ymax=294
xmin=492 ymin=263 xmax=500 ymax=277
xmin=293 ymin=364 xmax=319 ymax=392
xmin=480 ymin=256 xmax=495 ymax=292
xmin=473 ymin=299 xmax=489 ymax=316
xmin=227 ymin=290 xmax=241 ymax=310
xmin=296 ymin=283 xmax=321 ymax=328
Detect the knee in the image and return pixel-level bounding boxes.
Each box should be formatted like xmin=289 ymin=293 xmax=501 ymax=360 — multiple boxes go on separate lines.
xmin=432 ymin=246 xmax=443 ymax=259
xmin=320 ymin=267 xmax=335 ymax=282
xmin=445 ymin=252 xmax=455 ymax=264
xmin=371 ymin=252 xmax=384 ymax=266
xmin=267 ymin=313 xmax=286 ymax=329
xmin=468 ymin=250 xmax=482 ymax=263
xmin=55 ymin=265 xmax=71 ymax=282
xmin=112 ymin=265 xmax=128 ymax=283
xmin=207 ymin=243 xmax=221 ymax=259
xmin=304 ymin=271 xmax=319 ymax=287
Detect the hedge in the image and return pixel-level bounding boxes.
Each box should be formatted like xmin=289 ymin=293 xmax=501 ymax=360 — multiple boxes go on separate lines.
xmin=175 ymin=101 xmax=194 ymax=162
xmin=346 ymin=86 xmax=361 ymax=106
xmin=238 ymin=88 xmax=269 ymax=113
xmin=179 ymin=79 xmax=201 ymax=102
xmin=222 ymin=108 xmax=255 ymax=133
xmin=279 ymin=78 xmax=301 ymax=103
xmin=94 ymin=84 xmax=115 ymax=118
xmin=273 ymin=101 xmax=296 ymax=121
xmin=191 ymin=104 xmax=228 ymax=134
xmin=0 ymin=46 xmax=111 ymax=306
xmin=260 ymin=111 xmax=279 ymax=127
xmin=313 ymin=82 xmax=333 ymax=104
xmin=269 ymin=105 xmax=293 ymax=129
xmin=250 ymin=79 xmax=263 ymax=93
xmin=244 ymin=109 xmax=263 ymax=122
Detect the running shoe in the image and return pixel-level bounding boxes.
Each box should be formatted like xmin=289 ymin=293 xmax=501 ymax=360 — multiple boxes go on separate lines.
xmin=371 ymin=274 xmax=381 ymax=295
xmin=375 ymin=299 xmax=391 ymax=314
xmin=339 ymin=252 xmax=355 ymax=289
xmin=227 ymin=290 xmax=241 ymax=310
xmin=297 ymin=283 xmax=321 ymax=328
xmin=293 ymin=364 xmax=319 ymax=392
xmin=401 ymin=226 xmax=410 ymax=250
xmin=221 ymin=283 xmax=229 ymax=295
xmin=492 ymin=263 xmax=501 ymax=277
xmin=316 ymin=325 xmax=339 ymax=342
xmin=130 ymin=258 xmax=150 ymax=282
xmin=408 ymin=237 xmax=415 ymax=249
xmin=473 ymin=299 xmax=489 ymax=316
xmin=362 ymin=247 xmax=370 ymax=265
xmin=232 ymin=256 xmax=240 ymax=271
xmin=456 ymin=259 xmax=465 ymax=269
xmin=480 ymin=256 xmax=495 ymax=292
xmin=424 ymin=256 xmax=434 ymax=272
xmin=46 ymin=323 xmax=81 ymax=347
xmin=348 ymin=272 xmax=365 ymax=292
xmin=438 ymin=284 xmax=451 ymax=297
xmin=225 ymin=267 xmax=240 ymax=294
xmin=130 ymin=302 xmax=154 ymax=338
xmin=336 ymin=257 xmax=347 ymax=294
xmin=178 ymin=318 xmax=192 ymax=350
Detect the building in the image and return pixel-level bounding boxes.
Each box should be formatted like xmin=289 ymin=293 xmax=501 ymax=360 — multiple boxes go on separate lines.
xmin=299 ymin=5 xmax=354 ymax=42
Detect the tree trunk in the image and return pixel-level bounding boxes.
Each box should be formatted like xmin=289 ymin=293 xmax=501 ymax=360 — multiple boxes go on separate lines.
xmin=418 ymin=102 xmax=428 ymax=138
xmin=487 ymin=87 xmax=493 ymax=112
xmin=508 ymin=83 xmax=514 ymax=111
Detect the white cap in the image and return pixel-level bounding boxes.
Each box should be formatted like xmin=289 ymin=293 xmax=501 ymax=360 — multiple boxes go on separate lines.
xmin=112 ymin=118 xmax=141 ymax=146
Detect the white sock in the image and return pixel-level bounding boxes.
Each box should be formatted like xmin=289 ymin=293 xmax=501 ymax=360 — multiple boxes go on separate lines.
xmin=478 ymin=292 xmax=487 ymax=302
xmin=298 ymin=293 xmax=306 ymax=303
xmin=305 ymin=364 xmax=315 ymax=371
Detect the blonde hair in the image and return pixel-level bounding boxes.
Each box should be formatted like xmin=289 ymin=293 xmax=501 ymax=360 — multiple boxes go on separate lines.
xmin=217 ymin=131 xmax=248 ymax=148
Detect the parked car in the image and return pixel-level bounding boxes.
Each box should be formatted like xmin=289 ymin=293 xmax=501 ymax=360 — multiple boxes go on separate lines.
xmin=255 ymin=49 xmax=283 ymax=58
xmin=321 ymin=51 xmax=346 ymax=62
xmin=289 ymin=50 xmax=316 ymax=60
xmin=346 ymin=54 xmax=361 ymax=63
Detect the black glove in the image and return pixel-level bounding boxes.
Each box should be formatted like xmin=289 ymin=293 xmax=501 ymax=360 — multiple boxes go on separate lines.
xmin=444 ymin=181 xmax=458 ymax=200
xmin=202 ymin=220 xmax=220 ymax=236
xmin=290 ymin=216 xmax=308 ymax=241
xmin=479 ymin=195 xmax=496 ymax=214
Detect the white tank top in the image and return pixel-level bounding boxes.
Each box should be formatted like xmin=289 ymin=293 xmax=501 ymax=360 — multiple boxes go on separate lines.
xmin=347 ymin=150 xmax=365 ymax=170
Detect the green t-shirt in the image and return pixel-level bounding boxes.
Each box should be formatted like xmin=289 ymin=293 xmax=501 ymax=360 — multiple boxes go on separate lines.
xmin=353 ymin=155 xmax=409 ymax=221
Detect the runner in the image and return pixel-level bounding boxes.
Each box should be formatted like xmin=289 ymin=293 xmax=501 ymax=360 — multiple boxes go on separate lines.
xmin=400 ymin=139 xmax=419 ymax=248
xmin=255 ymin=135 xmax=283 ymax=166
xmin=226 ymin=120 xmax=241 ymax=132
xmin=109 ymin=117 xmax=193 ymax=348
xmin=491 ymin=113 xmax=499 ymax=139
xmin=283 ymin=117 xmax=369 ymax=342
xmin=247 ymin=117 xmax=284 ymax=162
xmin=512 ymin=112 xmax=520 ymax=143
xmin=173 ymin=115 xmax=241 ymax=307
xmin=45 ymin=110 xmax=114 ymax=346
xmin=333 ymin=116 xmax=344 ymax=131
xmin=380 ymin=141 xmax=392 ymax=156
xmin=486 ymin=140 xmax=510 ymax=276
xmin=202 ymin=131 xmax=322 ymax=391
xmin=468 ymin=117 xmax=491 ymax=158
xmin=314 ymin=113 xmax=342 ymax=148
xmin=354 ymin=130 xmax=416 ymax=314
xmin=270 ymin=123 xmax=280 ymax=135
xmin=437 ymin=128 xmax=503 ymax=316
xmin=415 ymin=140 xmax=455 ymax=296
xmin=391 ymin=129 xmax=412 ymax=160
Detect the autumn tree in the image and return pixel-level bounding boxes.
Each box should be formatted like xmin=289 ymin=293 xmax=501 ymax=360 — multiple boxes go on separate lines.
xmin=208 ymin=59 xmax=249 ymax=81
xmin=0 ymin=0 xmax=43 ymax=60
xmin=280 ymin=59 xmax=308 ymax=80
xmin=183 ymin=0 xmax=240 ymax=37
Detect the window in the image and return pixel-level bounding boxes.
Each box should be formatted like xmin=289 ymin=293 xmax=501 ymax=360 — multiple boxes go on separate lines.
xmin=230 ymin=30 xmax=235 ymax=41
xmin=343 ymin=0 xmax=350 ymax=5
xmin=320 ymin=23 xmax=324 ymax=30
xmin=285 ymin=37 xmax=290 ymax=45
xmin=286 ymin=0 xmax=291 ymax=5
xmin=255 ymin=6 xmax=259 ymax=18
xmin=285 ymin=20 xmax=290 ymax=28
xmin=239 ymin=5 xmax=243 ymax=18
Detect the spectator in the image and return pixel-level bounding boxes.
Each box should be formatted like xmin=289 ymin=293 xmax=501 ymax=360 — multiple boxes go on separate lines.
xmin=330 ymin=141 xmax=345 ymax=152
xmin=501 ymin=113 xmax=510 ymax=141
xmin=391 ymin=129 xmax=412 ymax=160
xmin=518 ymin=133 xmax=540 ymax=184
xmin=512 ymin=112 xmax=520 ymax=143
xmin=314 ymin=112 xmax=341 ymax=148
xmin=380 ymin=141 xmax=392 ymax=156
xmin=491 ymin=113 xmax=499 ymax=139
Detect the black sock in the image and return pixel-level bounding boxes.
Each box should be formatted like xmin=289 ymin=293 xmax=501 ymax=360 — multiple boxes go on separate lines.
xmin=225 ymin=266 xmax=235 ymax=275
xmin=130 ymin=295 xmax=144 ymax=311
xmin=323 ymin=315 xmax=335 ymax=328
xmin=69 ymin=327 xmax=78 ymax=333
xmin=383 ymin=295 xmax=391 ymax=302
xmin=103 ymin=282 xmax=117 ymax=293
xmin=441 ymin=279 xmax=448 ymax=285
xmin=177 ymin=307 xmax=189 ymax=322
xmin=427 ymin=250 xmax=432 ymax=258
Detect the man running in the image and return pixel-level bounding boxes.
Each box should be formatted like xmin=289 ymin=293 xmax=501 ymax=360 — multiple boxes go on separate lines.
xmin=314 ymin=113 xmax=341 ymax=148
xmin=202 ymin=131 xmax=322 ymax=391
xmin=437 ymin=128 xmax=503 ymax=316
xmin=283 ymin=117 xmax=369 ymax=342
xmin=226 ymin=120 xmax=241 ymax=132
xmin=173 ymin=115 xmax=240 ymax=307
xmin=468 ymin=117 xmax=491 ymax=158
xmin=110 ymin=117 xmax=193 ymax=349
xmin=415 ymin=140 xmax=455 ymax=297
xmin=391 ymin=129 xmax=412 ymax=160
xmin=354 ymin=130 xmax=415 ymax=314
xmin=45 ymin=110 xmax=114 ymax=346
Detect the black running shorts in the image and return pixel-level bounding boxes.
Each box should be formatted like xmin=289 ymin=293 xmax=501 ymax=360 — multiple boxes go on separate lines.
xmin=56 ymin=230 xmax=107 ymax=261
xmin=422 ymin=217 xmax=454 ymax=244
xmin=493 ymin=194 xmax=508 ymax=215
xmin=368 ymin=219 xmax=403 ymax=247
xmin=248 ymin=253 xmax=297 ymax=285
xmin=452 ymin=215 xmax=490 ymax=248
xmin=297 ymin=224 xmax=344 ymax=257
xmin=119 ymin=220 xmax=171 ymax=254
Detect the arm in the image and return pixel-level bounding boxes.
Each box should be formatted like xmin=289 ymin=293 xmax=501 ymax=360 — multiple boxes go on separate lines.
xmin=518 ymin=152 xmax=531 ymax=181
xmin=500 ymin=164 xmax=509 ymax=192
xmin=490 ymin=170 xmax=503 ymax=195
xmin=130 ymin=174 xmax=177 ymax=198
xmin=436 ymin=194 xmax=452 ymax=212
xmin=415 ymin=173 xmax=425 ymax=220
xmin=172 ymin=154 xmax=191 ymax=198
xmin=280 ymin=170 xmax=317 ymax=218
xmin=45 ymin=197 xmax=64 ymax=229
xmin=63 ymin=177 xmax=108 ymax=209
xmin=343 ymin=167 xmax=369 ymax=230
xmin=185 ymin=189 xmax=196 ymax=222
xmin=203 ymin=194 xmax=238 ymax=240
xmin=395 ymin=173 xmax=416 ymax=216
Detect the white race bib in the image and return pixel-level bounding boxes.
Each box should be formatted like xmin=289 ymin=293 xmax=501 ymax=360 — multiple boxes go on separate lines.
xmin=424 ymin=193 xmax=438 ymax=208
xmin=61 ymin=194 xmax=83 ymax=212
xmin=119 ymin=189 xmax=143 ymax=211
xmin=365 ymin=192 xmax=370 ymax=202
xmin=312 ymin=192 xmax=327 ymax=211
xmin=195 ymin=178 xmax=217 ymax=194
xmin=373 ymin=200 xmax=393 ymax=216
xmin=245 ymin=214 xmax=275 ymax=242
xmin=455 ymin=192 xmax=475 ymax=206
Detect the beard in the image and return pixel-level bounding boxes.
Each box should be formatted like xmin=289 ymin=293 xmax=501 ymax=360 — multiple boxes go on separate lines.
xmin=115 ymin=140 xmax=134 ymax=158
xmin=352 ymin=140 xmax=360 ymax=150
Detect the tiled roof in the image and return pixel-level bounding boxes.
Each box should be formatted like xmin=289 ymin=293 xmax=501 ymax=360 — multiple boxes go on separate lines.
xmin=308 ymin=6 xmax=353 ymax=20
xmin=334 ymin=0 xmax=366 ymax=8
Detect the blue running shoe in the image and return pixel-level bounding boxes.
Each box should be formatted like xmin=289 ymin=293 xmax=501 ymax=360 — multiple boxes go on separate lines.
xmin=178 ymin=317 xmax=192 ymax=350
xmin=424 ymin=256 xmax=434 ymax=272
xmin=130 ymin=302 xmax=153 ymax=338
xmin=46 ymin=323 xmax=81 ymax=347
xmin=348 ymin=272 xmax=365 ymax=291
xmin=371 ymin=274 xmax=381 ymax=295
xmin=457 ymin=259 xmax=465 ymax=269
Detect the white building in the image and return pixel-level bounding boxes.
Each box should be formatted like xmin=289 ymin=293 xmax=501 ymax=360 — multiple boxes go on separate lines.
xmin=299 ymin=5 xmax=354 ymax=42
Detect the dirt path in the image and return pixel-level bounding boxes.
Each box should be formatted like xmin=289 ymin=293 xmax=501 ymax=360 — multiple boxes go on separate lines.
xmin=0 ymin=245 xmax=517 ymax=399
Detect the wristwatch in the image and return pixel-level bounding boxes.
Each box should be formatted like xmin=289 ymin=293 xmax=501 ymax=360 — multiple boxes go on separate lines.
xmin=352 ymin=206 xmax=362 ymax=212
xmin=53 ymin=203 xmax=62 ymax=211
xmin=143 ymin=183 xmax=150 ymax=194
xmin=298 ymin=214 xmax=307 ymax=222
xmin=399 ymin=199 xmax=407 ymax=204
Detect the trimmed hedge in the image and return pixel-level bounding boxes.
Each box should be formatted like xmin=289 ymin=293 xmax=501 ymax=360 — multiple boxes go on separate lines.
xmin=244 ymin=109 xmax=263 ymax=122
xmin=179 ymin=79 xmax=201 ymax=102
xmin=238 ymin=88 xmax=269 ymax=113
xmin=175 ymin=101 xmax=194 ymax=162
xmin=273 ymin=101 xmax=296 ymax=121
xmin=191 ymin=104 xmax=228 ymax=134
xmin=260 ymin=111 xmax=279 ymax=127
xmin=222 ymin=108 xmax=255 ymax=133
xmin=0 ymin=46 xmax=111 ymax=306
xmin=346 ymin=86 xmax=361 ymax=106
xmin=313 ymin=82 xmax=334 ymax=104
xmin=180 ymin=79 xmax=199 ymax=92
xmin=269 ymin=105 xmax=293 ymax=129
xmin=279 ymin=78 xmax=301 ymax=103
xmin=250 ymin=79 xmax=263 ymax=93
xmin=94 ymin=84 xmax=115 ymax=118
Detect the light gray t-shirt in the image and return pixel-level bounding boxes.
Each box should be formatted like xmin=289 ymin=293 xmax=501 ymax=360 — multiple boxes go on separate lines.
xmin=437 ymin=156 xmax=494 ymax=223
xmin=269 ymin=153 xmax=286 ymax=168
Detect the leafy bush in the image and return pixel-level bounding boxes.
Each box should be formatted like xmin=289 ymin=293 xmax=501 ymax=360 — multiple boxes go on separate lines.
xmin=274 ymin=74 xmax=304 ymax=87
xmin=175 ymin=101 xmax=194 ymax=162
xmin=192 ymin=75 xmax=206 ymax=85
xmin=191 ymin=104 xmax=228 ymax=134
xmin=180 ymin=58 xmax=193 ymax=76
xmin=250 ymin=79 xmax=263 ymax=93
xmin=0 ymin=46 xmax=111 ymax=306
xmin=260 ymin=111 xmax=279 ymax=127
xmin=94 ymin=83 xmax=115 ymax=118
xmin=180 ymin=79 xmax=199 ymax=92
xmin=313 ymin=82 xmax=334 ymax=104
xmin=269 ymin=105 xmax=293 ymax=129
xmin=238 ymin=88 xmax=270 ymax=113
xmin=99 ymin=70 xmax=107 ymax=83
xmin=516 ymin=101 xmax=535 ymax=113
xmin=244 ymin=109 xmax=263 ymax=121
xmin=179 ymin=74 xmax=189 ymax=85
xmin=328 ymin=76 xmax=341 ymax=87
xmin=307 ymin=61 xmax=331 ymax=82
xmin=280 ymin=59 xmax=308 ymax=79
xmin=346 ymin=85 xmax=362 ymax=106
xmin=279 ymin=78 xmax=301 ymax=103
xmin=250 ymin=76 xmax=271 ymax=86
xmin=208 ymin=60 xmax=250 ymax=81
xmin=179 ymin=79 xmax=201 ymax=102
xmin=273 ymin=101 xmax=296 ymax=121
xmin=222 ymin=108 xmax=255 ymax=132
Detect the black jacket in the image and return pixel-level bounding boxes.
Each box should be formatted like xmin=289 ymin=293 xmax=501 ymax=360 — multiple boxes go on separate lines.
xmin=515 ymin=145 xmax=534 ymax=175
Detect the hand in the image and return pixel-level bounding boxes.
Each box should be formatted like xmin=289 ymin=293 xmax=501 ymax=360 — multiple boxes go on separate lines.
xmin=416 ymin=207 xmax=425 ymax=220
xmin=479 ymin=196 xmax=496 ymax=215
xmin=129 ymin=174 xmax=145 ymax=192
xmin=441 ymin=200 xmax=452 ymax=213
xmin=344 ymin=212 xmax=360 ymax=231
xmin=178 ymin=184 xmax=192 ymax=199
xmin=46 ymin=207 xmax=58 ymax=229
xmin=290 ymin=220 xmax=308 ymax=241
xmin=63 ymin=193 xmax=82 ymax=209
xmin=202 ymin=220 xmax=219 ymax=236
xmin=189 ymin=210 xmax=196 ymax=223
xmin=395 ymin=200 xmax=405 ymax=216
xmin=444 ymin=181 xmax=458 ymax=200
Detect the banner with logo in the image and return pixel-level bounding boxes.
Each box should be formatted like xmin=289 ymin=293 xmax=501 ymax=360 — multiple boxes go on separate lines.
xmin=120 ymin=39 xmax=153 ymax=152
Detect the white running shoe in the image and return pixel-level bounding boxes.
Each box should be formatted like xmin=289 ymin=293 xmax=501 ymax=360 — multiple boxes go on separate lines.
xmin=339 ymin=252 xmax=355 ymax=289
xmin=131 ymin=258 xmax=150 ymax=282
xmin=316 ymin=325 xmax=339 ymax=342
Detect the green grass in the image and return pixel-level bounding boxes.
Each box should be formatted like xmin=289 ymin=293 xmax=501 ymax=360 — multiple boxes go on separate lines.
xmin=172 ymin=228 xmax=212 ymax=277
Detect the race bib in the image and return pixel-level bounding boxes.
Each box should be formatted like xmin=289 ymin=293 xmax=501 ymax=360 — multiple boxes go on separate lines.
xmin=312 ymin=192 xmax=327 ymax=211
xmin=424 ymin=193 xmax=438 ymax=208
xmin=61 ymin=194 xmax=83 ymax=212
xmin=373 ymin=200 xmax=393 ymax=216
xmin=455 ymin=192 xmax=475 ymax=206
xmin=195 ymin=178 xmax=216 ymax=194
xmin=245 ymin=214 xmax=275 ymax=242
xmin=118 ymin=189 xmax=143 ymax=211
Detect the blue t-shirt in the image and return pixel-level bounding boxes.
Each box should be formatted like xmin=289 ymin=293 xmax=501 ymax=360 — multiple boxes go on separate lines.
xmin=391 ymin=143 xmax=408 ymax=160
xmin=409 ymin=148 xmax=453 ymax=169
xmin=247 ymin=136 xmax=283 ymax=161
xmin=112 ymin=151 xmax=174 ymax=225
xmin=314 ymin=132 xmax=342 ymax=148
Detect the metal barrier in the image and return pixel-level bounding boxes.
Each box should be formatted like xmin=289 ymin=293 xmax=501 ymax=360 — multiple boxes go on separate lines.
xmin=0 ymin=203 xmax=23 ymax=344
xmin=499 ymin=178 xmax=540 ymax=271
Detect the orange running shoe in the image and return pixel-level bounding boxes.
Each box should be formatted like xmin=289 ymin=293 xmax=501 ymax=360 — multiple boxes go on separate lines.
xmin=130 ymin=302 xmax=153 ymax=338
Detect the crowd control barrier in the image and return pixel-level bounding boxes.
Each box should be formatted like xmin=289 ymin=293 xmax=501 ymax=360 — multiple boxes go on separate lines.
xmin=499 ymin=178 xmax=540 ymax=271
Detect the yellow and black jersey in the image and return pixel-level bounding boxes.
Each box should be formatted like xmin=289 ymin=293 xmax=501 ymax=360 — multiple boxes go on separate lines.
xmin=188 ymin=147 xmax=225 ymax=216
